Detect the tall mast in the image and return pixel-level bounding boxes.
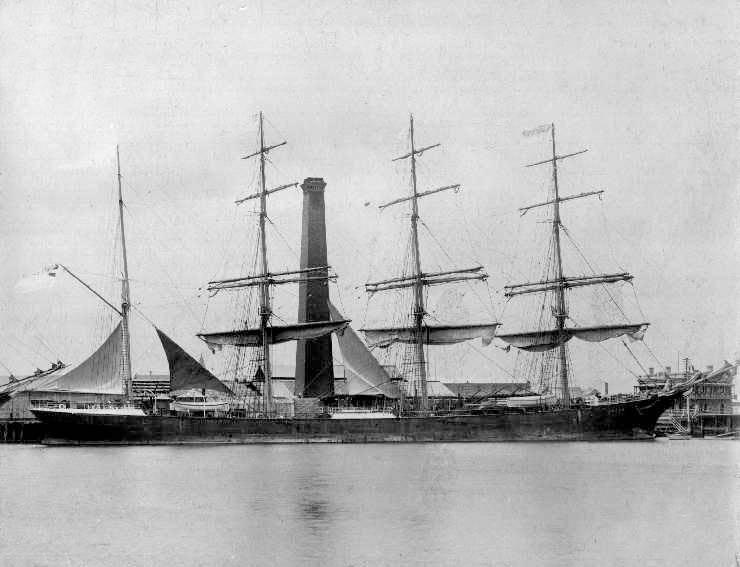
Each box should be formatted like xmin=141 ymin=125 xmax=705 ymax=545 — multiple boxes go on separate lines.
xmin=408 ymin=115 xmax=429 ymax=412
xmin=501 ymin=126 xmax=647 ymax=395
xmin=198 ymin=115 xmax=347 ymax=413
xmin=364 ymin=116 xmax=491 ymax=414
xmin=549 ymin=124 xmax=570 ymax=406
xmin=116 ymin=146 xmax=132 ymax=401
xmin=257 ymin=112 xmax=273 ymax=415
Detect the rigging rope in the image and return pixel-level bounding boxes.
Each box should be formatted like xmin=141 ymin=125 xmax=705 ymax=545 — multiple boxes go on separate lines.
xmin=560 ymin=224 xmax=631 ymax=323
xmin=120 ymin=185 xmax=203 ymax=328
xmin=265 ymin=215 xmax=300 ymax=262
xmin=621 ymin=339 xmax=648 ymax=375
xmin=464 ymin=342 xmax=516 ymax=379
xmin=598 ymin=200 xmax=627 ymax=273
xmin=417 ymin=217 xmax=498 ymax=321
xmin=640 ymin=340 xmax=666 ymax=370
xmin=597 ymin=341 xmax=640 ymax=379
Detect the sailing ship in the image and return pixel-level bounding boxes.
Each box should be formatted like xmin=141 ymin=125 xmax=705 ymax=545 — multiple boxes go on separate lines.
xmin=31 ymin=117 xmax=699 ymax=444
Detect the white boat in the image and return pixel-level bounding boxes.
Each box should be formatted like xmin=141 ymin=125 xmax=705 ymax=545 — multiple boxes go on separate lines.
xmin=503 ymin=394 xmax=559 ymax=408
xmin=171 ymin=396 xmax=230 ymax=414
xmin=32 ymin=404 xmax=146 ymax=416
xmin=328 ymin=408 xmax=396 ymax=420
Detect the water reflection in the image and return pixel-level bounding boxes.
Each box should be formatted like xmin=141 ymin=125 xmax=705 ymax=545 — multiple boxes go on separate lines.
xmin=299 ymin=498 xmax=330 ymax=521
xmin=0 ymin=442 xmax=737 ymax=567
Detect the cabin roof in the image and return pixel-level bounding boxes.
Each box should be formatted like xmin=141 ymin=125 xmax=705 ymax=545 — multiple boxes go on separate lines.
xmin=424 ymin=381 xmax=456 ymax=398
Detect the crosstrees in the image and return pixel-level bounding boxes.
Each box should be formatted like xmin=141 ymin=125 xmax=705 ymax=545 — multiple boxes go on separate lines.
xmin=378 ymin=184 xmax=460 ymax=210
xmin=518 ymin=189 xmax=604 ymax=215
xmin=525 ymin=148 xmax=588 ymax=168
xmin=391 ymin=143 xmax=440 ymax=162
xmin=241 ymin=140 xmax=287 ymax=160
xmin=234 ymin=182 xmax=300 ymax=205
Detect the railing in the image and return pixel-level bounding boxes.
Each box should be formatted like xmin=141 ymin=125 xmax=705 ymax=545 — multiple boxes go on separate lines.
xmin=670 ymin=417 xmax=688 ymax=433
xmin=661 ymin=408 xmax=731 ymax=419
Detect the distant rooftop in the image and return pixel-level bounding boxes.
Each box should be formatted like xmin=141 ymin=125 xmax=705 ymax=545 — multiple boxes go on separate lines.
xmin=133 ymin=373 xmax=170 ymax=383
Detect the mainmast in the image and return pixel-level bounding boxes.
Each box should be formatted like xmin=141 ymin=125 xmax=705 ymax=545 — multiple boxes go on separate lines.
xmin=116 ymin=146 xmax=133 ymax=401
xmin=363 ymin=115 xmax=497 ymax=414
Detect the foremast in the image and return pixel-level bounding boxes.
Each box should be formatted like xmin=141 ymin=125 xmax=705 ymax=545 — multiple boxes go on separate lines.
xmin=363 ymin=115 xmax=498 ymax=413
xmin=499 ymin=124 xmax=647 ymax=406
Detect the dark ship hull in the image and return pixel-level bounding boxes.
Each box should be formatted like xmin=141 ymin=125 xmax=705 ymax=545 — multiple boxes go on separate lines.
xmin=31 ymin=391 xmax=681 ymax=445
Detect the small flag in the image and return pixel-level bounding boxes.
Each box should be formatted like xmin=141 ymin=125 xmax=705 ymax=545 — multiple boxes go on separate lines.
xmin=14 ymin=264 xmax=59 ymax=294
xmin=522 ymin=124 xmax=552 ymax=137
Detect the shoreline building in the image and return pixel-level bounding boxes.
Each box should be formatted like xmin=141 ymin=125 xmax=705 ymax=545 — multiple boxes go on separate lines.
xmin=635 ymin=362 xmax=736 ymax=436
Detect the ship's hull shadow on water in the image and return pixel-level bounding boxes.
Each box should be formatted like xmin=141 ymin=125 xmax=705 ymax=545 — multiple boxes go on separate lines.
xmin=32 ymin=393 xmax=678 ymax=445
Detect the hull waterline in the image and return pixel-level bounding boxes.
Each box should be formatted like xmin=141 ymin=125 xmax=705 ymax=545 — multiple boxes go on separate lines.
xmin=31 ymin=393 xmax=680 ymax=445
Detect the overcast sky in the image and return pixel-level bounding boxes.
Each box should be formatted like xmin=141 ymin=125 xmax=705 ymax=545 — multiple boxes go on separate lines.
xmin=1 ymin=1 xmax=737 ymax=392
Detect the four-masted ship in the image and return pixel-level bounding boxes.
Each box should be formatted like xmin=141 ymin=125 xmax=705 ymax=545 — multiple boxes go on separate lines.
xmin=30 ymin=117 xmax=698 ymax=444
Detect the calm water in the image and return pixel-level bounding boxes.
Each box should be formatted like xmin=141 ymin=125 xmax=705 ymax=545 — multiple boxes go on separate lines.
xmin=0 ymin=441 xmax=738 ymax=567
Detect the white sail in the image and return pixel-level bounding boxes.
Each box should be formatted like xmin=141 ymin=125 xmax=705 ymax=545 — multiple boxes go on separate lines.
xmin=570 ymin=323 xmax=648 ymax=343
xmin=495 ymin=329 xmax=562 ymax=352
xmin=33 ymin=324 xmax=123 ymax=393
xmin=497 ymin=323 xmax=648 ymax=352
xmin=361 ymin=323 xmax=499 ymax=349
xmin=328 ymin=302 xmax=398 ymax=398
xmin=198 ymin=320 xmax=349 ymax=350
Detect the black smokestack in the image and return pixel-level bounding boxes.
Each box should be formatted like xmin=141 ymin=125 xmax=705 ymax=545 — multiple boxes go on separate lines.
xmin=294 ymin=177 xmax=334 ymax=398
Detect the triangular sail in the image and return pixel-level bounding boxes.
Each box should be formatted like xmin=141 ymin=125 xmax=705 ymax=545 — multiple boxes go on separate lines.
xmin=328 ymin=301 xmax=398 ymax=398
xmin=496 ymin=323 xmax=648 ymax=352
xmin=361 ymin=323 xmax=499 ymax=349
xmin=198 ymin=320 xmax=350 ymax=350
xmin=156 ymin=329 xmax=233 ymax=395
xmin=34 ymin=323 xmax=123 ymax=393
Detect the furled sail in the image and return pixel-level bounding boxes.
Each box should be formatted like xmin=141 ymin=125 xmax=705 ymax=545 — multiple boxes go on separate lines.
xmin=496 ymin=323 xmax=649 ymax=352
xmin=156 ymin=329 xmax=233 ymax=395
xmin=198 ymin=320 xmax=350 ymax=350
xmin=328 ymin=301 xmax=398 ymax=398
xmin=34 ymin=323 xmax=123 ymax=393
xmin=361 ymin=323 xmax=499 ymax=349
